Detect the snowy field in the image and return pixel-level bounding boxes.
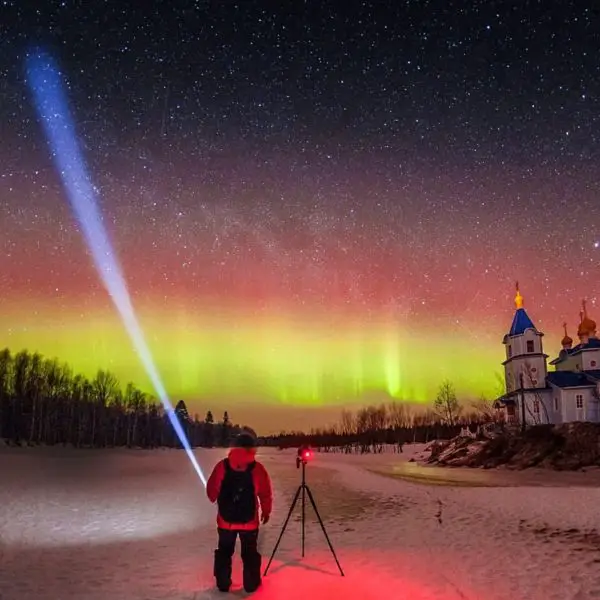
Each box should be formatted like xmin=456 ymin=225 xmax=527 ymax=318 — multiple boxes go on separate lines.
xmin=1 ymin=444 xmax=600 ymax=600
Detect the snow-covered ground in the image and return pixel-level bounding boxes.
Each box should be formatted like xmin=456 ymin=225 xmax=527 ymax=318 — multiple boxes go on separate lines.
xmin=1 ymin=444 xmax=600 ymax=600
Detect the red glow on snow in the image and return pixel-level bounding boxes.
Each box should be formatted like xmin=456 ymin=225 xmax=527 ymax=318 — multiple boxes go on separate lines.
xmin=170 ymin=548 xmax=489 ymax=600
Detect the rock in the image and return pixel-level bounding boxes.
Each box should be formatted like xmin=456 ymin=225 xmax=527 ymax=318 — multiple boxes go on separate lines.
xmin=426 ymin=422 xmax=600 ymax=471
xmin=427 ymin=440 xmax=452 ymax=462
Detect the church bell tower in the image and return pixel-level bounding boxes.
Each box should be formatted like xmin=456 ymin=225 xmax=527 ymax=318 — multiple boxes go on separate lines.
xmin=502 ymin=283 xmax=548 ymax=393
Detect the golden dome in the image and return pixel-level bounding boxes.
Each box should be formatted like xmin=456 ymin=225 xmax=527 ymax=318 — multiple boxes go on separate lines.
xmin=561 ymin=322 xmax=573 ymax=347
xmin=581 ymin=317 xmax=597 ymax=333
xmin=578 ymin=300 xmax=597 ymax=337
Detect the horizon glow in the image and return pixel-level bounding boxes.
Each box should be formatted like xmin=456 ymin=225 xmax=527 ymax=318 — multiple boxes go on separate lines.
xmin=4 ymin=300 xmax=513 ymax=405
xmin=25 ymin=49 xmax=207 ymax=486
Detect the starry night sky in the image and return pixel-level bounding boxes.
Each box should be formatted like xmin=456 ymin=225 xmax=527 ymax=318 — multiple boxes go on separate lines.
xmin=2 ymin=1 xmax=600 ymax=431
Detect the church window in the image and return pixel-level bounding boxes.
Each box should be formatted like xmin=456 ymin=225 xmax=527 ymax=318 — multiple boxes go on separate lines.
xmin=576 ymin=395 xmax=584 ymax=409
xmin=554 ymin=397 xmax=559 ymax=411
xmin=526 ymin=340 xmax=534 ymax=353
xmin=508 ymin=345 xmax=512 ymax=358
xmin=592 ymin=361 xmax=597 ymax=367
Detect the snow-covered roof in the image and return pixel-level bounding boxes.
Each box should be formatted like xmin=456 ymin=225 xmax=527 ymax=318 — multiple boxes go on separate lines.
xmin=584 ymin=369 xmax=600 ymax=381
xmin=550 ymin=338 xmax=600 ymax=364
xmin=569 ymin=338 xmax=600 ymax=354
xmin=546 ymin=371 xmax=594 ymax=389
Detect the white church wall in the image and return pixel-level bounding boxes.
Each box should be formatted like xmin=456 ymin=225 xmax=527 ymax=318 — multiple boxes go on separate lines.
xmin=554 ymin=349 xmax=600 ymax=373
xmin=587 ymin=397 xmax=600 ymax=422
xmin=544 ymin=392 xmax=563 ymax=425
xmin=581 ymin=350 xmax=600 ymax=371
xmin=513 ymin=391 xmax=553 ymax=425
xmin=504 ymin=356 xmax=547 ymax=394
xmin=560 ymin=388 xmax=595 ymax=422
xmin=505 ymin=328 xmax=543 ymax=360
xmin=553 ymin=354 xmax=578 ymax=372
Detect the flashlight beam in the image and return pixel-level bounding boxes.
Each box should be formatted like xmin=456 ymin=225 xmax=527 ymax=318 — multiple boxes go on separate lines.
xmin=25 ymin=49 xmax=206 ymax=487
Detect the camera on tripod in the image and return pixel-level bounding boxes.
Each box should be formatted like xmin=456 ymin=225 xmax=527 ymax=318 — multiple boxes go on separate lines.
xmin=265 ymin=442 xmax=344 ymax=577
xmin=296 ymin=444 xmax=312 ymax=468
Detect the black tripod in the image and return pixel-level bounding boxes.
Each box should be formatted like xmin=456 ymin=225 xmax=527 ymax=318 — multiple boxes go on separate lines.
xmin=264 ymin=456 xmax=344 ymax=577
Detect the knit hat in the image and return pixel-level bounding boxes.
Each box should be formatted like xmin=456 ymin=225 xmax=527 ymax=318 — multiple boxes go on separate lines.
xmin=235 ymin=431 xmax=257 ymax=448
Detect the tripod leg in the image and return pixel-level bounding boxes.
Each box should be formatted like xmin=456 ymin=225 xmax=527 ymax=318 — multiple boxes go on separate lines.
xmin=264 ymin=485 xmax=302 ymax=576
xmin=305 ymin=485 xmax=345 ymax=577
xmin=301 ymin=483 xmax=306 ymax=557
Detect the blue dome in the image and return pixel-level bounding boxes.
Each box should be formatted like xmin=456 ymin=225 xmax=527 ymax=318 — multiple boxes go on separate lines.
xmin=509 ymin=308 xmax=536 ymax=336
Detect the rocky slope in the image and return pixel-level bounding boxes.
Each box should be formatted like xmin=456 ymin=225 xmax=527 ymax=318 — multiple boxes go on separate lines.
xmin=426 ymin=422 xmax=600 ymax=470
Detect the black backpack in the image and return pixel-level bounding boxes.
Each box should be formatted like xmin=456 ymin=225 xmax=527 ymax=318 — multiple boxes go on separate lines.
xmin=217 ymin=459 xmax=257 ymax=524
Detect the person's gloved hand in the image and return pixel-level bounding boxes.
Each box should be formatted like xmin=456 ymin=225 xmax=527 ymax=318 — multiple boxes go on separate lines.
xmin=261 ymin=513 xmax=270 ymax=525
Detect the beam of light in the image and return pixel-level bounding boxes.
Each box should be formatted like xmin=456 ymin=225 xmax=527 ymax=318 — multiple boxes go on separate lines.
xmin=25 ymin=49 xmax=206 ymax=488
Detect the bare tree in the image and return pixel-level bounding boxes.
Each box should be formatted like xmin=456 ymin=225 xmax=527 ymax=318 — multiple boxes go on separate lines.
xmin=339 ymin=409 xmax=355 ymax=436
xmin=265 ymin=397 xmax=479 ymax=451
xmin=471 ymin=394 xmax=498 ymax=423
xmin=388 ymin=401 xmax=413 ymax=429
xmin=0 ymin=346 xmax=253 ymax=450
xmin=0 ymin=348 xmax=12 ymax=439
xmin=433 ymin=380 xmax=461 ymax=426
xmin=93 ymin=370 xmax=119 ymax=405
xmin=124 ymin=383 xmax=147 ymax=447
xmin=494 ymin=371 xmax=506 ymax=397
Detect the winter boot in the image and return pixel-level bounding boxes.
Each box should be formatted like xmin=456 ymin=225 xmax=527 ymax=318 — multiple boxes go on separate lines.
xmin=214 ymin=549 xmax=232 ymax=592
xmin=242 ymin=552 xmax=262 ymax=593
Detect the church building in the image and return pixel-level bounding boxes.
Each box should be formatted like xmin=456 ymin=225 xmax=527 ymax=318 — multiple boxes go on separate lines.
xmin=494 ymin=284 xmax=600 ymax=424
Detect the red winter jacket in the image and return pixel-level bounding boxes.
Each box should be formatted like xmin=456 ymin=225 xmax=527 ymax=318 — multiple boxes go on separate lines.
xmin=206 ymin=447 xmax=273 ymax=531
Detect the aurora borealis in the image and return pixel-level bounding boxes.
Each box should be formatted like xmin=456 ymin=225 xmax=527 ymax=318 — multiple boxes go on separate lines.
xmin=2 ymin=2 xmax=600 ymax=431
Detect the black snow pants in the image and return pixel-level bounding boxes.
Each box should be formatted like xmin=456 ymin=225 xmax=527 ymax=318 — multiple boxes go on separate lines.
xmin=214 ymin=528 xmax=262 ymax=593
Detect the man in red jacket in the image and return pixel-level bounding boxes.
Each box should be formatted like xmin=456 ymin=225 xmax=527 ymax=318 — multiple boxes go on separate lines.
xmin=206 ymin=431 xmax=273 ymax=593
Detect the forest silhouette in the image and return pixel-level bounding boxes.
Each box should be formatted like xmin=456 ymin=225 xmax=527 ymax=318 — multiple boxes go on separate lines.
xmin=0 ymin=347 xmax=245 ymax=448
xmin=0 ymin=347 xmax=493 ymax=451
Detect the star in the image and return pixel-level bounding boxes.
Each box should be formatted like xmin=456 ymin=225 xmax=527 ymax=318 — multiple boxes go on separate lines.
xmin=1 ymin=1 xmax=599 ymax=422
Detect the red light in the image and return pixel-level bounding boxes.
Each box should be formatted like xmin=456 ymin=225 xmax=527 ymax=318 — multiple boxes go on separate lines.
xmin=304 ymin=451 xmax=311 ymax=459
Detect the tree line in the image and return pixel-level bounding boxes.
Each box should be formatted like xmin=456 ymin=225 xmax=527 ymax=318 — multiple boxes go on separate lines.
xmin=262 ymin=380 xmax=500 ymax=453
xmin=0 ymin=347 xmax=250 ymax=449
